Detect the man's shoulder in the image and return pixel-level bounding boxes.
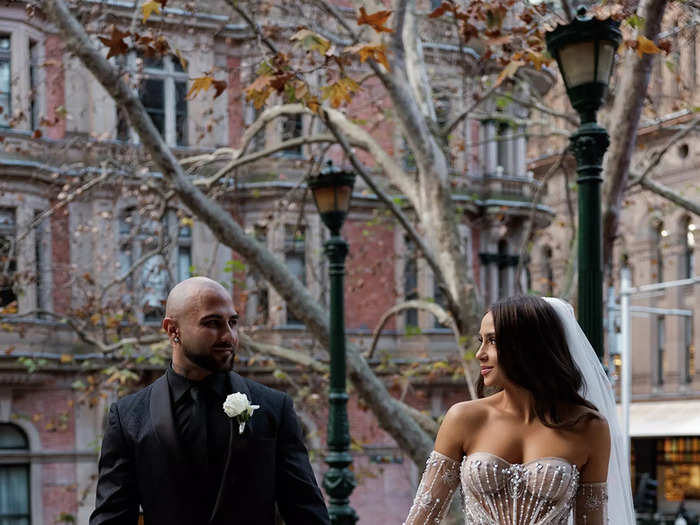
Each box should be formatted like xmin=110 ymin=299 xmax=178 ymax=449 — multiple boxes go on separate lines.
xmin=112 ymin=374 xmax=164 ymax=414
xmin=236 ymin=373 xmax=289 ymax=407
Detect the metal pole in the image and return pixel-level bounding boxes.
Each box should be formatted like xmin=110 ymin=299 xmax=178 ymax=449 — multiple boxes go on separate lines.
xmin=620 ymin=266 xmax=631 ymax=464
xmin=322 ymin=236 xmax=358 ymax=525
xmin=570 ymin=122 xmax=610 ymax=361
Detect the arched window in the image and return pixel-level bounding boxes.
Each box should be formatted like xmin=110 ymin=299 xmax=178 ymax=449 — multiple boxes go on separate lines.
xmin=0 ymin=424 xmax=30 ymax=525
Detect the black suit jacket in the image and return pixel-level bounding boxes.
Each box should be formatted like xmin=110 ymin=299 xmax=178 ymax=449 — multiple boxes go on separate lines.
xmin=90 ymin=371 xmax=330 ymax=525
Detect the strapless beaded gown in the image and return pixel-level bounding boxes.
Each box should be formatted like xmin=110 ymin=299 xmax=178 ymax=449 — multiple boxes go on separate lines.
xmin=404 ymin=451 xmax=608 ymax=524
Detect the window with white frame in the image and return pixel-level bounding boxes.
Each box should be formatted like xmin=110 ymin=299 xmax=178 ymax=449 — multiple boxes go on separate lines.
xmin=280 ymin=114 xmax=303 ymax=157
xmin=0 ymin=423 xmax=30 ymax=525
xmin=119 ymin=207 xmax=183 ymax=323
xmin=0 ymin=208 xmax=16 ymax=309
xmin=0 ymin=36 xmax=10 ymax=128
xmin=29 ymin=41 xmax=40 ymax=131
xmin=117 ymin=55 xmax=188 ymax=146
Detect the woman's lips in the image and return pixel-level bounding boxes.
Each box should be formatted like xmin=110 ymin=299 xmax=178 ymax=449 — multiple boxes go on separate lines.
xmin=480 ymin=367 xmax=493 ymax=376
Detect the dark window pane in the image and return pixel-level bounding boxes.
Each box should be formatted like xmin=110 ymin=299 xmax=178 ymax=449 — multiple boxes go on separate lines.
xmin=140 ymin=78 xmax=165 ymax=136
xmin=404 ymin=236 xmax=418 ymax=328
xmin=178 ymin=246 xmax=191 ymax=282
xmin=0 ymin=59 xmax=10 ymax=128
xmin=175 ymin=81 xmax=188 ymax=146
xmin=281 ymin=115 xmax=302 ymax=156
xmin=0 ymin=424 xmax=27 ymax=449
xmin=143 ymin=55 xmax=164 ymax=69
xmin=0 ymin=208 xmax=16 ymax=308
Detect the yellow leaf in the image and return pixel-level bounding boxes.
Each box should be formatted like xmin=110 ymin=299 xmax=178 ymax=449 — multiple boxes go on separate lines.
xmin=495 ymin=60 xmax=524 ymax=87
xmin=89 ymin=313 xmax=101 ymax=325
xmin=60 ymin=354 xmax=74 ymax=363
xmin=321 ymin=77 xmax=361 ymax=108
xmin=187 ymin=76 xmax=213 ymax=100
xmin=180 ymin=217 xmax=193 ymax=227
xmin=636 ymin=35 xmax=660 ymax=58
xmin=245 ymin=75 xmax=274 ymax=109
xmin=141 ymin=0 xmax=161 ymax=23
xmin=345 ymin=42 xmax=391 ymax=70
xmin=290 ymin=29 xmax=331 ymax=55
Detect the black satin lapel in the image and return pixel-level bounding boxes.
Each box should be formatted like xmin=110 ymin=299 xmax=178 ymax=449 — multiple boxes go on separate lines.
xmin=149 ymin=374 xmax=185 ymax=465
xmin=209 ymin=417 xmax=234 ymax=523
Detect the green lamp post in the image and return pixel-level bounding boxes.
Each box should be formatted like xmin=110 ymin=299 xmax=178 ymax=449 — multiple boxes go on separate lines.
xmin=546 ymin=8 xmax=622 ymax=360
xmin=308 ymin=160 xmax=358 ymax=525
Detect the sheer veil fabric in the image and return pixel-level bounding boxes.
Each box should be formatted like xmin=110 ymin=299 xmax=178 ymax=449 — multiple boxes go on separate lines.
xmin=543 ymin=297 xmax=636 ymax=525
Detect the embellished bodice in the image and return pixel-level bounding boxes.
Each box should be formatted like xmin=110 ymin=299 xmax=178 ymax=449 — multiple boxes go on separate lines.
xmin=404 ymin=451 xmax=608 ymax=524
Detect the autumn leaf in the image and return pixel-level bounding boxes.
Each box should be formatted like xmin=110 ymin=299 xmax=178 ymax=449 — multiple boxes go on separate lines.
xmin=345 ymin=42 xmax=391 ymax=70
xmin=290 ymin=29 xmax=331 ymax=55
xmin=141 ymin=0 xmax=162 ymax=23
xmin=495 ymin=60 xmax=524 ymax=87
xmin=429 ymin=2 xmax=453 ymax=18
xmin=245 ymin=75 xmax=274 ymax=109
xmin=636 ymin=35 xmax=661 ymax=58
xmin=60 ymin=354 xmax=74 ymax=363
xmin=98 ymin=26 xmax=130 ymax=59
xmin=187 ymin=76 xmax=213 ymax=99
xmin=357 ymin=7 xmax=394 ymax=33
xmin=321 ymin=76 xmax=361 ymax=108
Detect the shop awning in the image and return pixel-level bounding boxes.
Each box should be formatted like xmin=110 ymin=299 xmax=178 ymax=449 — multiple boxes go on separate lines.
xmin=617 ymin=400 xmax=700 ymax=437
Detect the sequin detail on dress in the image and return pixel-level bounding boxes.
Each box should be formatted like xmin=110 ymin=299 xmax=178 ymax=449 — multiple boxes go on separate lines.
xmin=403 ymin=451 xmax=609 ymax=524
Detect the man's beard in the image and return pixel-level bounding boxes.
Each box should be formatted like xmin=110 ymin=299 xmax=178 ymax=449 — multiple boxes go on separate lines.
xmin=183 ymin=345 xmax=235 ymax=373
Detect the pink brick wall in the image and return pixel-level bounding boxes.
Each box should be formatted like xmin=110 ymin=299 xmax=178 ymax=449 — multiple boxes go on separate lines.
xmin=43 ymin=35 xmax=66 ymax=140
xmin=344 ymin=219 xmax=397 ymax=331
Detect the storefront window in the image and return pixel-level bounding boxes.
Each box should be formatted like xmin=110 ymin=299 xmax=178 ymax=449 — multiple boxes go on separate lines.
xmin=658 ymin=437 xmax=700 ymax=502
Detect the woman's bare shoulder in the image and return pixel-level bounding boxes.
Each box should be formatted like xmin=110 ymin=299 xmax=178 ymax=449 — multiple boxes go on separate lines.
xmin=443 ymin=397 xmax=492 ymax=427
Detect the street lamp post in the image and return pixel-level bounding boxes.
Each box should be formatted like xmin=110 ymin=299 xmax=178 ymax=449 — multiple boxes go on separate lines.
xmin=307 ymin=160 xmax=358 ymax=525
xmin=546 ymin=8 xmax=622 ymax=360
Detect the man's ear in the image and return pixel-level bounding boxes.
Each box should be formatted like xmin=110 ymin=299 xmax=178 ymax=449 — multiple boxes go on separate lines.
xmin=162 ymin=317 xmax=178 ymax=338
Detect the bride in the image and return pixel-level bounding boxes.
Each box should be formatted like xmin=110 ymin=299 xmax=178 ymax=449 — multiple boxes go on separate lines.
xmin=403 ymin=296 xmax=635 ymax=524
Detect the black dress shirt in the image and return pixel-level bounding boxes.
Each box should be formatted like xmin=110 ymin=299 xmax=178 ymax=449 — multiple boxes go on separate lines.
xmin=166 ymin=366 xmax=233 ymax=519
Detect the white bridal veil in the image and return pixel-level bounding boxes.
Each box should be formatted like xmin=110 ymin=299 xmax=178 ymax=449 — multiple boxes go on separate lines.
xmin=543 ymin=297 xmax=636 ymax=525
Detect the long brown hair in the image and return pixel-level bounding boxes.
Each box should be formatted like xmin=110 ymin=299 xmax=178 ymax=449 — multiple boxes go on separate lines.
xmin=476 ymin=295 xmax=599 ymax=428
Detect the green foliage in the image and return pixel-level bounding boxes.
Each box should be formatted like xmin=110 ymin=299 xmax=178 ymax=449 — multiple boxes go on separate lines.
xmin=17 ymin=357 xmax=48 ymax=373
xmin=404 ymin=324 xmax=422 ymax=336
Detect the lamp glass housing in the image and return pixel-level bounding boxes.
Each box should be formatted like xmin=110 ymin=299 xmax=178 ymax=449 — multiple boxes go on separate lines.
xmin=311 ymin=184 xmax=353 ymax=215
xmin=307 ymin=162 xmax=356 ymax=236
xmin=558 ymin=39 xmax=616 ymax=88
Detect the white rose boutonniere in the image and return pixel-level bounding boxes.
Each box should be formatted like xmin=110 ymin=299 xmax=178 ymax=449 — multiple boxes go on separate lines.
xmin=223 ymin=392 xmax=260 ymax=434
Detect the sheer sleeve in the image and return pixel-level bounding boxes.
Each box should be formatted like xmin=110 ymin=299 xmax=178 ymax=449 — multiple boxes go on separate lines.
xmin=574 ymin=482 xmax=608 ymax=524
xmin=403 ymin=451 xmax=461 ymax=525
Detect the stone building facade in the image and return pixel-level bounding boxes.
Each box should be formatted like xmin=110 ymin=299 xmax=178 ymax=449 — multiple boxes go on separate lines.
xmin=528 ymin=7 xmax=700 ymax=516
xmin=0 ymin=1 xmax=554 ymax=524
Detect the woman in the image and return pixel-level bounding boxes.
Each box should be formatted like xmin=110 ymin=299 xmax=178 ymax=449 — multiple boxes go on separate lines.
xmin=403 ymin=296 xmax=634 ymax=524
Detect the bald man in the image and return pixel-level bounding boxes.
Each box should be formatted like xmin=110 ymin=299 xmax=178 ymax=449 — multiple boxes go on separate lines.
xmin=90 ymin=277 xmax=330 ymax=525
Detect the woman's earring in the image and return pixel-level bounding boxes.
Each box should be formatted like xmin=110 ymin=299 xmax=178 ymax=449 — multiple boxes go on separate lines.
xmin=173 ymin=336 xmax=181 ymax=344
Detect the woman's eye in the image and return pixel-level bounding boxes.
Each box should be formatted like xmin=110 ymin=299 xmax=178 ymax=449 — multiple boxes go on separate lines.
xmin=488 ymin=338 xmax=496 ymax=345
